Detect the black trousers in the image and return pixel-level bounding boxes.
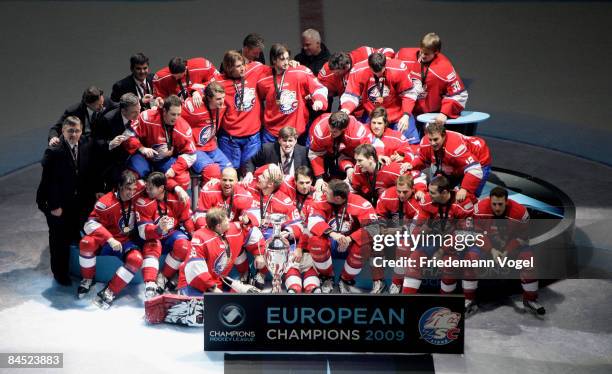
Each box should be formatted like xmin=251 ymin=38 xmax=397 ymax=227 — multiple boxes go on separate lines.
xmin=45 ymin=210 xmax=81 ymax=280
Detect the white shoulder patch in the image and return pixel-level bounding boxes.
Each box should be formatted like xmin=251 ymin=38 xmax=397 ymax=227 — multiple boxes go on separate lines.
xmin=447 ymin=71 xmax=456 ymax=81
xmin=356 ymin=125 xmax=366 ymax=137
xmin=192 ymin=237 xmax=201 ymax=245
xmin=362 ymin=201 xmax=372 ymax=208
xmin=136 ymin=198 xmax=146 ymax=206
xmin=284 ymin=197 xmax=292 ymax=204
xmin=95 ymin=202 xmax=106 ymax=210
xmin=400 ymin=62 xmax=406 ymax=69
xmin=142 ymin=111 xmax=149 ymax=121
xmin=463 ymin=202 xmax=473 ymax=210
xmin=186 ymin=100 xmax=194 ymax=112
xmin=454 ymin=144 xmax=466 ymax=156
xmin=314 ymin=123 xmax=324 ymax=138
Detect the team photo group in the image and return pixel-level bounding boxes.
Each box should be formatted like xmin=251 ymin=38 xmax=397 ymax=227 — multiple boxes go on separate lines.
xmin=35 ymin=29 xmax=544 ymax=318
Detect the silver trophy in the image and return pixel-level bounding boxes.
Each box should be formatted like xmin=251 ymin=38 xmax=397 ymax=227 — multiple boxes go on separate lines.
xmin=265 ymin=213 xmax=290 ymax=293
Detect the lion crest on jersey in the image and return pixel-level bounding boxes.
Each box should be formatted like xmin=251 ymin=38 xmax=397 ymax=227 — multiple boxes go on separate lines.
xmin=198 ymin=124 xmax=214 ymax=146
xmin=328 ymin=216 xmax=353 ymax=234
xmin=278 ymin=90 xmax=298 ymax=115
xmin=419 ymin=307 xmax=461 ymax=345
xmin=236 ymin=87 xmax=256 ymax=112
xmin=212 ymin=249 xmax=229 ymax=276
xmin=367 ymin=83 xmax=390 ymax=103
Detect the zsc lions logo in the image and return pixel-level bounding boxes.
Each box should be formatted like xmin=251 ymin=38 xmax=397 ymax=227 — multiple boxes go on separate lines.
xmin=278 ymin=90 xmax=298 ymax=115
xmin=198 ymin=125 xmax=214 ymax=146
xmin=219 ymin=303 xmax=246 ymax=328
xmin=236 ymin=87 xmax=256 ymax=112
xmin=367 ymin=83 xmax=390 ymax=103
xmin=418 ymin=307 xmax=461 ymax=345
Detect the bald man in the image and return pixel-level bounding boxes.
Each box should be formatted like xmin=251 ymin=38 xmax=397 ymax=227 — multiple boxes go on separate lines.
xmin=194 ymin=167 xmax=254 ymax=228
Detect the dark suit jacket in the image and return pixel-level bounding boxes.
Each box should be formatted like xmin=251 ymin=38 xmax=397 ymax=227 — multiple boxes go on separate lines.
xmin=110 ymin=73 xmax=155 ymax=108
xmin=245 ymin=142 xmax=310 ymax=175
xmin=91 ymin=108 xmax=132 ymax=190
xmin=36 ymin=137 xmax=101 ymax=223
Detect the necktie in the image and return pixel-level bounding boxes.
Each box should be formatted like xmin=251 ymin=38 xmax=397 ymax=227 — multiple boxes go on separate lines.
xmin=282 ymin=153 xmax=291 ymax=175
xmin=71 ymin=145 xmax=78 ymax=161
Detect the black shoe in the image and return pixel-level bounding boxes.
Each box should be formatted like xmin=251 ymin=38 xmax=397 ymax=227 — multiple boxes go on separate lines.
xmin=54 ymin=275 xmax=72 ymax=286
xmin=523 ymin=299 xmax=546 ymax=315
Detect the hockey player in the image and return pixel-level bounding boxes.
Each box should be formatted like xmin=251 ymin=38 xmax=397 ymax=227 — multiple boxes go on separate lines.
xmin=245 ymin=164 xmax=303 ymax=289
xmin=124 ymin=95 xmax=197 ymax=190
xmin=308 ymin=111 xmax=371 ymax=188
xmin=214 ymin=50 xmax=265 ymax=168
xmin=307 ymin=179 xmax=379 ymax=293
xmin=409 ymin=122 xmax=484 ymax=201
xmin=135 ymin=172 xmax=195 ymax=299
xmin=256 ymin=43 xmax=328 ymax=142
xmin=193 ymin=167 xmax=253 ymax=228
xmin=279 ymin=166 xmax=321 ymax=293
xmin=375 ymin=175 xmax=423 ymax=294
xmin=177 ymin=208 xmax=265 ymax=294
xmin=395 ymin=33 xmax=468 ymax=125
xmin=78 ymin=171 xmax=150 ymax=308
xmin=152 ymin=56 xmax=217 ymax=103
xmin=351 ymin=143 xmax=426 ymax=206
xmin=474 ymin=187 xmax=545 ymax=315
xmin=340 ymin=53 xmax=420 ymax=144
xmin=180 ymin=81 xmax=232 ymax=182
xmin=368 ymin=106 xmax=415 ymax=161
xmin=318 ymin=46 xmax=395 ymax=102
xmin=405 ymin=176 xmax=479 ymax=314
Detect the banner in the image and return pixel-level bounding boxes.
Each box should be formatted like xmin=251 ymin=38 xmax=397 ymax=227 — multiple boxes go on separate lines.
xmin=204 ymin=294 xmax=464 ymax=354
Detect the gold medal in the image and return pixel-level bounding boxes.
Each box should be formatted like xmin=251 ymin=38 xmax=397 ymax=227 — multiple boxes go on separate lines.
xmin=376 ymin=96 xmax=384 ymax=104
xmin=123 ymin=226 xmax=131 ymax=234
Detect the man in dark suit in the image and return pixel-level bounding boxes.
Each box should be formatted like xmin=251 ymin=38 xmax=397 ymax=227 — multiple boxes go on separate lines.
xmin=48 ymin=86 xmax=107 ymax=146
xmin=92 ymin=93 xmax=141 ymax=192
xmin=110 ymin=53 xmax=155 ymax=111
xmin=243 ymin=126 xmax=310 ymax=181
xmin=37 ymin=116 xmax=101 ymax=285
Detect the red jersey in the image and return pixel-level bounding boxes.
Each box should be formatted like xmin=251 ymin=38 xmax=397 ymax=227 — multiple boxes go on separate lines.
xmin=317 ymin=46 xmax=395 ymax=97
xmin=125 ymin=108 xmax=197 ymax=174
xmin=376 ymin=186 xmax=421 ymax=220
xmin=395 ymin=48 xmax=467 ymax=118
xmin=460 ymin=134 xmax=492 ymax=167
xmin=416 ymin=192 xmax=475 ymax=235
xmin=256 ymin=65 xmax=328 ymax=137
xmin=341 ymin=59 xmax=417 ymax=123
xmin=371 ymin=127 xmax=412 ymax=158
xmin=352 ymin=162 xmax=427 ymax=206
xmin=193 ymin=183 xmax=253 ymax=228
xmin=215 ymin=61 xmax=266 ymax=137
xmin=245 ymin=185 xmax=303 ymax=240
xmin=180 ymin=97 xmax=226 ymax=152
xmin=153 ymin=57 xmax=217 ymax=99
xmin=178 ymin=223 xmax=265 ymax=290
xmin=83 ymin=180 xmax=146 ymax=243
xmin=307 ymin=193 xmax=378 ymax=247
xmin=411 ymin=130 xmax=483 ymax=195
xmin=308 ymin=113 xmax=371 ymax=177
xmin=474 ymin=198 xmax=529 ymax=254
xmin=135 ymin=191 xmax=194 ymax=240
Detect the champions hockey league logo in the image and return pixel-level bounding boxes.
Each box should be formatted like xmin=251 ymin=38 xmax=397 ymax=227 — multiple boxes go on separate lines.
xmin=278 ymin=90 xmax=298 ymax=115
xmin=418 ymin=307 xmax=461 ymax=345
xmin=219 ymin=304 xmax=246 ymax=328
